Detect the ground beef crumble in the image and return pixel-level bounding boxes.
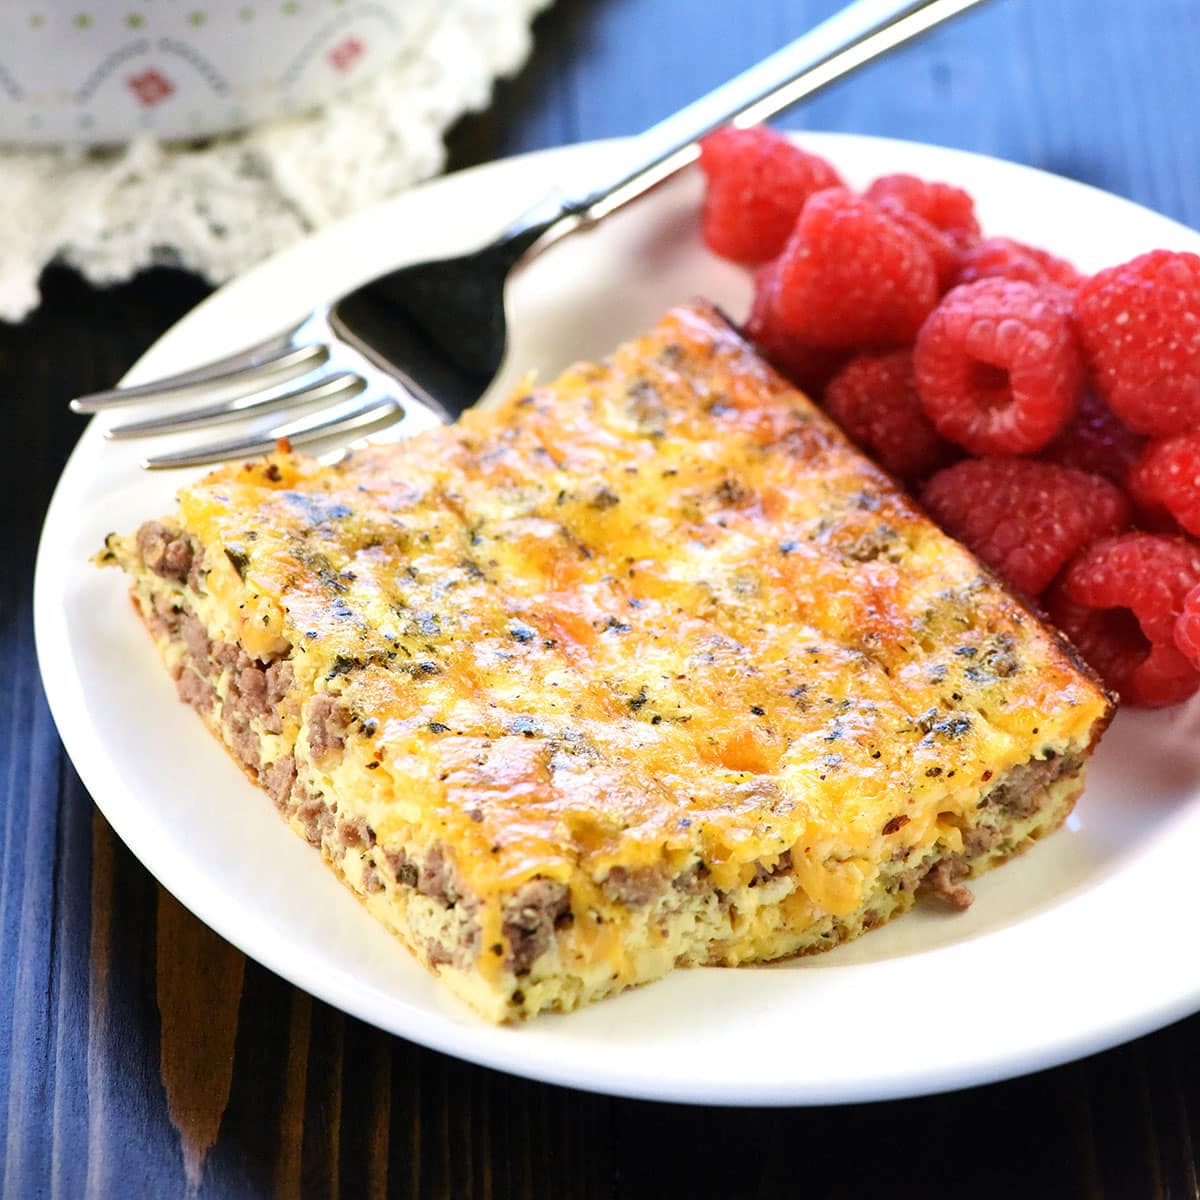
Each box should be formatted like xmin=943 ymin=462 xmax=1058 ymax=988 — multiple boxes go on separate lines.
xmin=502 ymin=879 xmax=571 ymax=975
xmin=136 ymin=521 xmax=193 ymax=582
xmin=306 ymin=693 xmax=347 ymax=761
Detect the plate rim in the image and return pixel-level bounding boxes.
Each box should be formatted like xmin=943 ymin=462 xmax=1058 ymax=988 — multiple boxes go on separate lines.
xmin=34 ymin=132 xmax=1200 ymax=1106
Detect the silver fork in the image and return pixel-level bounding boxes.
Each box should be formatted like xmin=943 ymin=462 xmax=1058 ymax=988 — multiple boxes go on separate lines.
xmin=72 ymin=0 xmax=996 ymax=470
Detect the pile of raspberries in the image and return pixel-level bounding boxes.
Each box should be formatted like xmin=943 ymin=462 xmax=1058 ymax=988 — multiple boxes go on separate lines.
xmin=700 ymin=125 xmax=1200 ymax=707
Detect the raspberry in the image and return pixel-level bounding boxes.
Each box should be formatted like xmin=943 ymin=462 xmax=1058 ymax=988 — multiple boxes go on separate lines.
xmin=871 ymin=200 xmax=963 ymax=293
xmin=955 ymin=236 xmax=1083 ymax=294
xmin=743 ymin=261 xmax=847 ymax=395
xmin=866 ymin=174 xmax=980 ymax=291
xmin=1038 ymin=387 xmax=1146 ymax=488
xmin=823 ymin=351 xmax=951 ymax=482
xmin=865 ymin=174 xmax=981 ymax=251
xmin=774 ymin=189 xmax=939 ymax=348
xmin=913 ymin=278 xmax=1084 ymax=455
xmin=1076 ymin=250 xmax=1200 ymax=436
xmin=698 ymin=126 xmax=844 ymax=265
xmin=1045 ymin=533 xmax=1200 ymax=707
xmin=1129 ymin=432 xmax=1200 ymax=536
xmin=1173 ymin=583 xmax=1200 ymax=668
xmin=921 ymin=458 xmax=1129 ymax=597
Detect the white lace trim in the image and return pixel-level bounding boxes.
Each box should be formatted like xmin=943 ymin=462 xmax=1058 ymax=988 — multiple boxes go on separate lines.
xmin=0 ymin=0 xmax=549 ymax=322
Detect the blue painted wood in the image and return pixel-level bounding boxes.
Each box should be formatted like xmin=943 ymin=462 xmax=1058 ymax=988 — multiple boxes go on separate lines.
xmin=3 ymin=2 xmax=1200 ymax=1196
xmin=460 ymin=0 xmax=1200 ymax=231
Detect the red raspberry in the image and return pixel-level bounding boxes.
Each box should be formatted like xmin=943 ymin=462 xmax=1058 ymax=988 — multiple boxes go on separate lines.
xmin=866 ymin=174 xmax=981 ymax=291
xmin=955 ymin=236 xmax=1083 ymax=294
xmin=913 ymin=278 xmax=1084 ymax=455
xmin=865 ymin=174 xmax=981 ymax=251
xmin=1038 ymin=387 xmax=1146 ymax=489
xmin=1173 ymin=582 xmax=1200 ymax=668
xmin=1045 ymin=533 xmax=1200 ymax=707
xmin=774 ymin=188 xmax=938 ymax=349
xmin=1128 ymin=432 xmax=1200 ymax=536
xmin=698 ymin=126 xmax=844 ymax=265
xmin=743 ymin=261 xmax=847 ymax=395
xmin=1076 ymin=250 xmax=1200 ymax=436
xmin=823 ymin=351 xmax=951 ymax=482
xmin=871 ymin=200 xmax=963 ymax=293
xmin=921 ymin=458 xmax=1129 ymax=597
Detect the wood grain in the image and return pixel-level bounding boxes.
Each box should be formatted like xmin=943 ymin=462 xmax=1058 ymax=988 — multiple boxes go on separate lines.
xmin=3 ymin=1 xmax=1200 ymax=1196
xmin=155 ymin=888 xmax=246 ymax=1193
xmin=275 ymin=991 xmax=312 ymax=1200
xmin=84 ymin=810 xmax=115 ymax=1200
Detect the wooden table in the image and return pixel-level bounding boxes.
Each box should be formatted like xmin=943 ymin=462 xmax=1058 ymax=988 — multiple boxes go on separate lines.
xmin=4 ymin=1 xmax=1199 ymax=1195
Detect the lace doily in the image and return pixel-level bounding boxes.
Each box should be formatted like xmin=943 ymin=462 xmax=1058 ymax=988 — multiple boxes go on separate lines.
xmin=0 ymin=0 xmax=549 ymax=323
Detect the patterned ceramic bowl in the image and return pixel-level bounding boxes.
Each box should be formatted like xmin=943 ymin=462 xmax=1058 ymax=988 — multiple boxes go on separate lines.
xmin=0 ymin=1 xmax=440 ymax=145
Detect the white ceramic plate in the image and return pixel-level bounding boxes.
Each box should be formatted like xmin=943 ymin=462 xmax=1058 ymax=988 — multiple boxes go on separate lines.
xmin=35 ymin=135 xmax=1200 ymax=1105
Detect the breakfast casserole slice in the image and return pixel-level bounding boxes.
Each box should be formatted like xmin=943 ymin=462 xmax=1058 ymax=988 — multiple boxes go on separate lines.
xmin=100 ymin=301 xmax=1114 ymax=1022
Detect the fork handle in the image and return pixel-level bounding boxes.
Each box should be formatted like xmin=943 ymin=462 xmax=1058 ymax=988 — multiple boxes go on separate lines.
xmin=498 ymin=0 xmax=997 ymax=259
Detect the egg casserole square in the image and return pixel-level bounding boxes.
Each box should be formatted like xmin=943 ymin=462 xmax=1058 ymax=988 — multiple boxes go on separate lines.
xmin=101 ymin=301 xmax=1113 ymax=1021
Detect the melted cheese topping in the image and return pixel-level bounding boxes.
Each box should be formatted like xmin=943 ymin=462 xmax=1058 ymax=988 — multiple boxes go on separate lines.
xmin=168 ymin=302 xmax=1112 ymax=934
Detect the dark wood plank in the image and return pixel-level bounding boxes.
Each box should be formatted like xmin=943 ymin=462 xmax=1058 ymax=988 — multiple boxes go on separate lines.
xmin=450 ymin=0 xmax=1200 ymax=232
xmin=0 ymin=266 xmax=211 ymax=1199
xmin=155 ymin=890 xmax=246 ymax=1190
xmin=2 ymin=1 xmax=1200 ymax=1197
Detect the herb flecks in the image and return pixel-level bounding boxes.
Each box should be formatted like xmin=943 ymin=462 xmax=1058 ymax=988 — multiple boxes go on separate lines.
xmin=283 ymin=491 xmax=352 ymax=526
xmin=916 ymin=707 xmax=973 ymax=740
xmin=415 ymin=612 xmax=441 ymax=638
xmin=589 ymin=485 xmax=620 ymax=510
xmin=934 ymin=715 xmax=972 ymax=738
xmin=326 ymin=654 xmax=357 ymax=680
xmin=224 ymin=546 xmax=250 ymax=578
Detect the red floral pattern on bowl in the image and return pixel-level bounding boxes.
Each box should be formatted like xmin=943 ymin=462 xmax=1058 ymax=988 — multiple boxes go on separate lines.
xmin=0 ymin=1 xmax=440 ymax=145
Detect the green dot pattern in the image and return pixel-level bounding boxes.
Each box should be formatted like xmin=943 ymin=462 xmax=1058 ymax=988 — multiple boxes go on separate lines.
xmin=23 ymin=3 xmax=359 ymax=29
